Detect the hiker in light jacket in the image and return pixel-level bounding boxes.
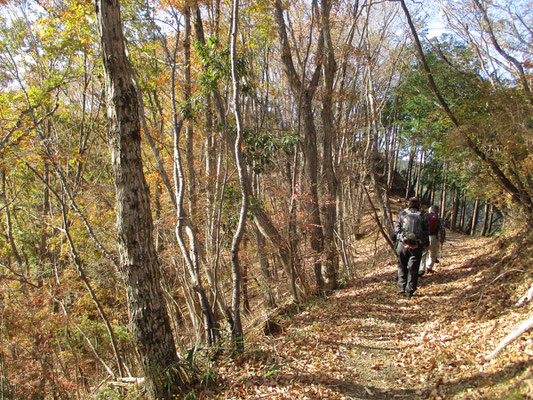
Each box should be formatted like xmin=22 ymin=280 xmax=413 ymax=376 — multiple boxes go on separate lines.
xmin=393 ymin=197 xmax=429 ymax=300
xmin=424 ymin=205 xmax=445 ymax=273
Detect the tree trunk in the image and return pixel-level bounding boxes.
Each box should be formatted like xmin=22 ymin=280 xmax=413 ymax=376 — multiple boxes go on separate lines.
xmin=273 ymin=0 xmax=331 ymax=293
xmin=440 ymin=167 xmax=447 ymax=220
xmin=405 ymin=144 xmax=415 ymax=198
xmin=319 ymin=0 xmax=339 ymax=292
xmin=488 ymin=204 xmax=495 ymax=235
xmin=366 ymin=69 xmax=394 ymax=244
xmin=1 ymin=171 xmax=23 ymax=272
xmin=253 ymin=226 xmax=276 ymax=308
xmin=229 ymin=0 xmax=247 ymax=351
xmin=94 ymin=1 xmax=180 ymax=397
xmin=430 ymin=177 xmax=436 ymax=205
xmin=451 ymin=187 xmax=460 ymax=231
xmin=415 ymin=151 xmax=424 ymax=198
xmin=162 ymin=6 xmax=220 ymax=348
xmin=480 ymin=202 xmax=490 ymax=236
xmin=470 ymin=198 xmax=480 ymax=236
xmin=183 ymin=7 xmax=197 ymax=221
xmin=460 ymin=193 xmax=467 ymax=232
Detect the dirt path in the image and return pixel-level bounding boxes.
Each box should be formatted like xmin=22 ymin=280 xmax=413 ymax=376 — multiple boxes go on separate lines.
xmin=329 ymin=232 xmax=492 ymax=399
xmin=212 ymin=231 xmax=533 ymax=399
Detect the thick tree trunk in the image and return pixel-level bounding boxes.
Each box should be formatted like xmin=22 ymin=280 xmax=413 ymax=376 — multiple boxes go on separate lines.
xmin=273 ymin=0 xmax=332 ymax=293
xmin=319 ymin=0 xmax=339 ymax=292
xmin=94 ymin=1 xmax=180 ymax=397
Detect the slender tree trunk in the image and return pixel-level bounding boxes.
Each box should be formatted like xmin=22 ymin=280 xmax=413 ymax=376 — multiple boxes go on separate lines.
xmin=451 ymin=187 xmax=460 ymax=231
xmin=165 ymin=6 xmax=220 ymax=348
xmin=460 ymin=193 xmax=467 ymax=232
xmin=366 ymin=71 xmax=394 ymax=241
xmin=405 ymin=144 xmax=415 ymax=198
xmin=183 ymin=7 xmax=197 ymax=220
xmin=32 ymin=159 xmax=127 ymax=379
xmin=1 ymin=171 xmax=23 ymax=272
xmin=229 ymin=0 xmax=247 ymax=351
xmin=94 ymin=1 xmax=180 ymax=397
xmin=39 ymin=164 xmax=51 ymax=286
xmin=242 ymin=257 xmax=251 ymax=314
xmin=440 ymin=167 xmax=447 ymax=219
xmin=481 ymin=201 xmax=490 ymax=236
xmin=470 ymin=198 xmax=480 ymax=236
xmin=285 ymin=156 xmax=308 ymax=302
xmin=60 ymin=202 xmax=125 ymax=379
xmin=488 ymin=204 xmax=495 ymax=234
xmin=415 ymin=152 xmax=424 ymax=198
xmin=430 ymin=177 xmax=436 ymax=205
xmin=253 ymin=226 xmax=276 ymax=308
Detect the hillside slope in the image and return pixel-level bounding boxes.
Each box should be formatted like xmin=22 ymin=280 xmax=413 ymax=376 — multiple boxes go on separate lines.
xmin=199 ymin=231 xmax=533 ymax=399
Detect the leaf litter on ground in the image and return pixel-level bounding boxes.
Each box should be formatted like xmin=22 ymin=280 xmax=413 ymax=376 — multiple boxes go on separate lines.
xmin=189 ymin=230 xmax=532 ymax=399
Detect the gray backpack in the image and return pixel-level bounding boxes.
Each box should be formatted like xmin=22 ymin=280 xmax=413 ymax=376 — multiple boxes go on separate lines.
xmin=400 ymin=209 xmax=424 ymax=245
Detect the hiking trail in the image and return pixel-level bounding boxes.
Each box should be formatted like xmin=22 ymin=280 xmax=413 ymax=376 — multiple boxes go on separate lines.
xmin=210 ymin=231 xmax=533 ymax=399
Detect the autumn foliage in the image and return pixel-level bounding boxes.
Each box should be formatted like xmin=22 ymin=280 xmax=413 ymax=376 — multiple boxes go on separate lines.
xmin=0 ymin=0 xmax=531 ymax=398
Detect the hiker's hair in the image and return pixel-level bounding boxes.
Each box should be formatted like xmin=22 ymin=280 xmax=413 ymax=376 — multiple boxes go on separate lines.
xmin=429 ymin=205 xmax=439 ymax=213
xmin=408 ymin=197 xmax=420 ymax=209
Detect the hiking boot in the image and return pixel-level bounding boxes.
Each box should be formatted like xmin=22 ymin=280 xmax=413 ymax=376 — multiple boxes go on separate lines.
xmin=405 ymin=292 xmax=413 ymax=300
xmin=435 ymin=259 xmax=440 ymax=264
xmin=398 ymin=289 xmax=405 ymax=295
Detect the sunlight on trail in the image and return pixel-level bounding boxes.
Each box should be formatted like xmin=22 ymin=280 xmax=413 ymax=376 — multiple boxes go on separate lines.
xmin=337 ymin=230 xmax=533 ymax=400
xmin=212 ymin=231 xmax=532 ymax=400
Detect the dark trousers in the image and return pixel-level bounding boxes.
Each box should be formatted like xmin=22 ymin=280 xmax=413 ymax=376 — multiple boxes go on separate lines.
xmin=396 ymin=243 xmax=423 ymax=295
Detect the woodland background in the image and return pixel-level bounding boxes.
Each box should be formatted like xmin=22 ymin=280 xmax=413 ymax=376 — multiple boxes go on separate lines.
xmin=0 ymin=0 xmax=532 ymax=398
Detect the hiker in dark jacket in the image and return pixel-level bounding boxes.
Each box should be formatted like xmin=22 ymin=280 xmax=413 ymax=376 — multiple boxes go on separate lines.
xmin=393 ymin=197 xmax=429 ymax=300
xmin=424 ymin=205 xmax=446 ymax=273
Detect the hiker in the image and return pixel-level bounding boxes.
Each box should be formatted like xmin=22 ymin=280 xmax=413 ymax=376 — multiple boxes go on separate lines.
xmin=393 ymin=197 xmax=429 ymax=300
xmin=424 ymin=205 xmax=446 ymax=273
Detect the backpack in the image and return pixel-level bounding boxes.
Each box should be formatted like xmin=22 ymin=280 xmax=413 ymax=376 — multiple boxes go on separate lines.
xmin=427 ymin=213 xmax=439 ymax=234
xmin=400 ymin=209 xmax=425 ymax=246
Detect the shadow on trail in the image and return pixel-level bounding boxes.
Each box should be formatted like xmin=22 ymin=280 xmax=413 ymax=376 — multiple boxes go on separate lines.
xmin=271 ymin=232 xmax=533 ymax=399
xmin=246 ymin=357 xmax=531 ymax=399
xmin=437 ymin=359 xmax=532 ymax=399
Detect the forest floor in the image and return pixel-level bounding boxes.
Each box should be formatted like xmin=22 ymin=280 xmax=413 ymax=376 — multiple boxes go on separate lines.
xmin=192 ymin=230 xmax=533 ymax=400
